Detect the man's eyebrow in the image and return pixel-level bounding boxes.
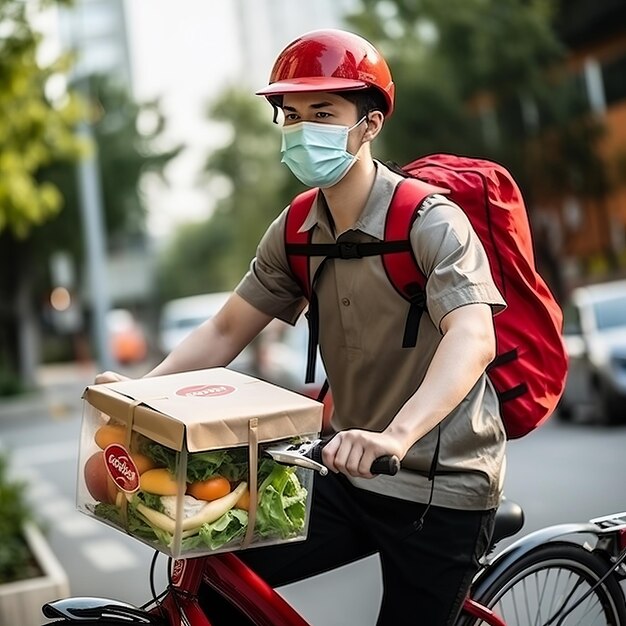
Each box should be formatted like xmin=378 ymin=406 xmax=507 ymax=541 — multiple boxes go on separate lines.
xmin=282 ymin=101 xmax=335 ymax=112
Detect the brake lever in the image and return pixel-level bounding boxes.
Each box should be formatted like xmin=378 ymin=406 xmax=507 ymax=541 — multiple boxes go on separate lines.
xmin=264 ymin=435 xmax=400 ymax=476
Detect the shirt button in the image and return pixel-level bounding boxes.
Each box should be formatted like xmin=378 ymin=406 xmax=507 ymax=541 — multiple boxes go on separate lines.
xmin=341 ymin=298 xmax=351 ymax=306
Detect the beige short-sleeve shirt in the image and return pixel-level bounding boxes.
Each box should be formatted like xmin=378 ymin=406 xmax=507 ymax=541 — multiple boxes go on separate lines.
xmin=236 ymin=162 xmax=507 ymax=510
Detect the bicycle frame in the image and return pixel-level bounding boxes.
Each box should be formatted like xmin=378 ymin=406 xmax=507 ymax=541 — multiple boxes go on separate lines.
xmin=154 ymin=517 xmax=625 ymax=626
xmin=155 ymin=553 xmax=311 ymax=626
xmin=151 ymin=551 xmax=507 ymax=626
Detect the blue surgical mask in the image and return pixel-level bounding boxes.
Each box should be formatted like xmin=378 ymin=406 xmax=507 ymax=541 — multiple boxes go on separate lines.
xmin=280 ymin=117 xmax=366 ymax=188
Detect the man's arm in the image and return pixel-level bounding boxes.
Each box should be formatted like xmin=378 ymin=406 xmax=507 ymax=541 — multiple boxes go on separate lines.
xmin=322 ymin=302 xmax=496 ymax=477
xmin=95 ymin=293 xmax=273 ymax=383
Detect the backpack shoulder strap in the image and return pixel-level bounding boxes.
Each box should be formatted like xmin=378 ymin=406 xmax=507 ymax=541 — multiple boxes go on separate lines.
xmin=285 ymin=189 xmax=318 ymax=299
xmin=383 ymin=177 xmax=447 ymax=347
xmin=383 ymin=177 xmax=446 ymax=299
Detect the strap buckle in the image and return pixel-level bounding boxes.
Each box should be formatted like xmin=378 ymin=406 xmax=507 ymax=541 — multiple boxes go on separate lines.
xmin=338 ymin=242 xmax=362 ymax=259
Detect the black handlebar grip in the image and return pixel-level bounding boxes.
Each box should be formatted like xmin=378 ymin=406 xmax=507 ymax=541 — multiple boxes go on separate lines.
xmin=370 ymin=455 xmax=401 ymax=476
xmin=308 ymin=440 xmax=400 ymax=476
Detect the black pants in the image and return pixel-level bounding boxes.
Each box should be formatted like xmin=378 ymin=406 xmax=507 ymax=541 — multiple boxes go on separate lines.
xmin=199 ymin=473 xmax=495 ymax=626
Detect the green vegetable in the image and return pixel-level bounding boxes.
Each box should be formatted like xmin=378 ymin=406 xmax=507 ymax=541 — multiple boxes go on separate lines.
xmin=94 ymin=501 xmax=172 ymax=545
xmin=143 ymin=443 xmax=248 ymax=482
xmin=256 ymin=464 xmax=308 ymax=539
xmin=140 ymin=492 xmax=165 ymax=513
xmin=200 ymin=508 xmax=249 ymax=549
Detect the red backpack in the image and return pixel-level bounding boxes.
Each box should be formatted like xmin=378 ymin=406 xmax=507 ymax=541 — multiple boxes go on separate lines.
xmin=285 ymin=154 xmax=568 ymax=439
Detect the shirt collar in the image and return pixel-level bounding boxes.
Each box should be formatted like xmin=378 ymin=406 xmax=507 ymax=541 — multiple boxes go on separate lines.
xmin=296 ymin=161 xmax=405 ymax=240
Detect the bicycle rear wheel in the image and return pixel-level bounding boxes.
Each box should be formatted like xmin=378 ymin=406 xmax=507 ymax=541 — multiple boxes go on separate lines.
xmin=459 ymin=543 xmax=626 ymax=626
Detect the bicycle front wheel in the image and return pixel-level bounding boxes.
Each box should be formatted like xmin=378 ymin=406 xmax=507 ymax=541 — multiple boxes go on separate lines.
xmin=460 ymin=543 xmax=626 ymax=626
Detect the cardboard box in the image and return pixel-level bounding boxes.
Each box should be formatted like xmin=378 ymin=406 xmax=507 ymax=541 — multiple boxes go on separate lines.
xmin=77 ymin=368 xmax=323 ymax=558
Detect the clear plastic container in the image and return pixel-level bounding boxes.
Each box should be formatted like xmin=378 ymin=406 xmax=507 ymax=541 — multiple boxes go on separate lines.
xmin=77 ymin=368 xmax=322 ymax=558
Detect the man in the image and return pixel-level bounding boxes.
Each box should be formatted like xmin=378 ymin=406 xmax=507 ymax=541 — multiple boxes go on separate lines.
xmin=98 ymin=29 xmax=506 ymax=625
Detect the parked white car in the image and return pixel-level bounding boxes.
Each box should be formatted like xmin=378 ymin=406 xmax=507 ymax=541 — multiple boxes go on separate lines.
xmin=159 ymin=293 xmax=231 ymax=355
xmin=158 ymin=292 xmax=258 ymax=374
xmin=559 ymin=279 xmax=626 ymax=425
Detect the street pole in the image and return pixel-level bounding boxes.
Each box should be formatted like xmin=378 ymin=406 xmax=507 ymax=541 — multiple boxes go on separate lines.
xmin=61 ymin=0 xmax=114 ymax=373
xmin=75 ymin=116 xmax=114 ymax=372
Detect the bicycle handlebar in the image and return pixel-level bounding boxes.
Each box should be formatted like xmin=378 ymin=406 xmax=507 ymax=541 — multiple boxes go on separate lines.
xmin=307 ymin=437 xmax=401 ymax=476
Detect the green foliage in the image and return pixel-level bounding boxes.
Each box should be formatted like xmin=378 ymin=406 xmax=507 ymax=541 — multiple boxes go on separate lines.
xmin=35 ymin=74 xmax=181 ymax=261
xmin=0 ymin=0 xmax=180 ymax=387
xmin=0 ymin=0 xmax=83 ymax=238
xmin=156 ymin=214 xmax=235 ymax=299
xmin=347 ymin=0 xmax=604 ymax=200
xmin=0 ymin=362 xmax=24 ymax=397
xmin=0 ymin=453 xmax=39 ymax=583
xmin=5 ymin=76 xmax=181 ymax=379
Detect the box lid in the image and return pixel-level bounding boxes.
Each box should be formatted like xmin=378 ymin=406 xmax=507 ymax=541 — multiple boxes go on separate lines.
xmin=83 ymin=368 xmax=323 ymax=452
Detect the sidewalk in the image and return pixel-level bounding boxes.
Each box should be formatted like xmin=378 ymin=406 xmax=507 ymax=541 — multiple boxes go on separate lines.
xmin=0 ymin=361 xmax=98 ymax=422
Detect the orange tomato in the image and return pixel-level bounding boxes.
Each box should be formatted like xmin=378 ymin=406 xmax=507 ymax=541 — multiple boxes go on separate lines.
xmin=234 ymin=487 xmax=250 ymax=511
xmin=95 ymin=423 xmax=127 ymax=449
xmin=187 ymin=476 xmax=231 ymax=501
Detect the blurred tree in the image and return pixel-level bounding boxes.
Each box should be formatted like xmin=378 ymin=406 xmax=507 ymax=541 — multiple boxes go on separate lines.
xmin=33 ymin=74 xmax=180 ymax=263
xmin=156 ymin=87 xmax=302 ymax=301
xmin=0 ymin=4 xmax=180 ymax=390
xmin=348 ymin=0 xmax=565 ymax=164
xmin=0 ymin=0 xmax=82 ymax=391
xmin=0 ymin=0 xmax=83 ymax=237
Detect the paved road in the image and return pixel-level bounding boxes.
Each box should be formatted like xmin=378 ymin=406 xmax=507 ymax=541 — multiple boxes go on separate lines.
xmin=1 ymin=363 xmax=625 ymax=625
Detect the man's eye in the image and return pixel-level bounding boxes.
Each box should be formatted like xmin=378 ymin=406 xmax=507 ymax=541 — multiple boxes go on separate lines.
xmin=316 ymin=112 xmax=331 ymax=119
xmin=284 ymin=113 xmax=299 ymax=121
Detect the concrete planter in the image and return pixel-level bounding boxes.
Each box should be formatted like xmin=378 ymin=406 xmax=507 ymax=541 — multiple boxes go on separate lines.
xmin=0 ymin=522 xmax=70 ymax=626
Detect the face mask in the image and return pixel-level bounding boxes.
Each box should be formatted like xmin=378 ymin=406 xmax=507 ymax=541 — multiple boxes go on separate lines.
xmin=280 ymin=117 xmax=366 ymax=188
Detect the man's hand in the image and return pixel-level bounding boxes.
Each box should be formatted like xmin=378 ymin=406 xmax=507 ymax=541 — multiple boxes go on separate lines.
xmin=94 ymin=371 xmax=130 ymax=385
xmin=321 ymin=429 xmax=406 ymax=479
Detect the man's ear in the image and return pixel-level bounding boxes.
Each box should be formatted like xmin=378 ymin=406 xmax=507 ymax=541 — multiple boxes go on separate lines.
xmin=362 ymin=110 xmax=385 ymax=142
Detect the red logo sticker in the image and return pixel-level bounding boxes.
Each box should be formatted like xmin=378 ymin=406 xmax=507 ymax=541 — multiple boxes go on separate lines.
xmin=176 ymin=384 xmax=236 ymax=398
xmin=171 ymin=559 xmax=186 ymax=584
xmin=104 ymin=444 xmax=140 ymax=494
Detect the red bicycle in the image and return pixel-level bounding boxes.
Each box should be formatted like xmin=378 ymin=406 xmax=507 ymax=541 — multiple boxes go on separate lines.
xmin=42 ymin=449 xmax=626 ymax=626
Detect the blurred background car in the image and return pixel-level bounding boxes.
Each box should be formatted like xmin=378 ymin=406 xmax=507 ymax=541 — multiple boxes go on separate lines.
xmin=559 ymin=279 xmax=626 ymax=425
xmin=159 ymin=292 xmax=231 ymax=355
xmin=106 ymin=308 xmax=148 ymax=366
xmin=158 ymin=292 xmax=257 ymax=373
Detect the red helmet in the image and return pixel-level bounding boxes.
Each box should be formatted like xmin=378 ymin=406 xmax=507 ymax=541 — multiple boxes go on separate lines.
xmin=256 ymin=29 xmax=395 ymax=117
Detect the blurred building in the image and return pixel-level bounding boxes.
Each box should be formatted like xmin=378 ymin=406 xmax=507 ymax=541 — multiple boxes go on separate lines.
xmin=58 ymin=0 xmax=132 ymax=87
xmin=555 ymin=0 xmax=626 ymax=279
xmin=234 ymin=0 xmax=358 ymax=88
xmin=467 ymin=2 xmax=626 ymax=294
xmin=506 ymin=1 xmax=626 ymax=291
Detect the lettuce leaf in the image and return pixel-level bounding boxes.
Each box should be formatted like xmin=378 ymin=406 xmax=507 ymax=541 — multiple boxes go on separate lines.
xmin=143 ymin=443 xmax=248 ymax=483
xmin=140 ymin=492 xmax=165 ymax=513
xmin=256 ymin=464 xmax=307 ymax=539
xmin=181 ymin=509 xmax=249 ymax=551
xmin=94 ymin=500 xmax=173 ymax=546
